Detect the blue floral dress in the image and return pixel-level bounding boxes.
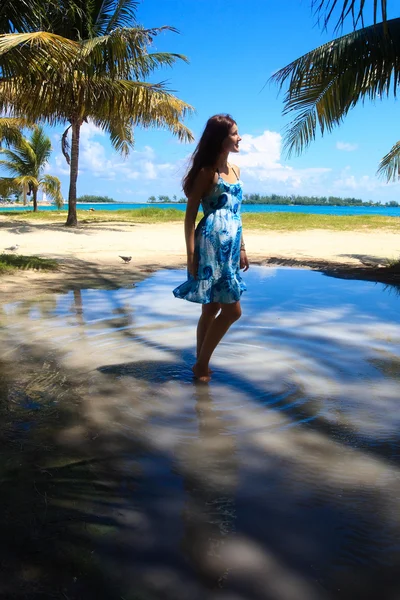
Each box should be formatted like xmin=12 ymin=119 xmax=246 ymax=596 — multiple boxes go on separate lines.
xmin=173 ymin=170 xmax=247 ymax=304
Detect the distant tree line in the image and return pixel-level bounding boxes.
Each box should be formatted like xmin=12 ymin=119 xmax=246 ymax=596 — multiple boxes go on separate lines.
xmin=147 ymin=193 xmax=399 ymax=207
xmin=77 ymin=195 xmax=115 ymax=203
xmin=148 ymin=195 xmax=186 ymax=203
xmin=242 ymin=193 xmax=399 ymax=207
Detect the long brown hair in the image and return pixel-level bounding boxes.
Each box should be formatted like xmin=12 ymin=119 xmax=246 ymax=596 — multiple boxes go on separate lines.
xmin=183 ymin=114 xmax=236 ymax=196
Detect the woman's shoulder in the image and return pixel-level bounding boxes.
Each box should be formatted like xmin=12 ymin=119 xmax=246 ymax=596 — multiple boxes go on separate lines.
xmin=198 ymin=166 xmax=217 ymax=181
xmin=230 ymin=164 xmax=241 ymax=178
xmin=197 ymin=167 xmax=218 ymax=193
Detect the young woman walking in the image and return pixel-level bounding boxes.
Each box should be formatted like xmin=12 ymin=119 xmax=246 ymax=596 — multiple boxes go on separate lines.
xmin=173 ymin=114 xmax=249 ymax=382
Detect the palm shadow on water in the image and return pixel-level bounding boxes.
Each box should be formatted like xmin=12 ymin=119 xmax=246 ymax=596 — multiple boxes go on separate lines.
xmin=0 ymin=343 xmax=163 ymax=600
xmin=2 ymin=275 xmax=400 ymax=599
xmin=95 ymin=301 xmax=400 ymax=599
xmin=0 ymin=347 xmax=242 ymax=599
xmin=98 ymin=317 xmax=400 ymax=469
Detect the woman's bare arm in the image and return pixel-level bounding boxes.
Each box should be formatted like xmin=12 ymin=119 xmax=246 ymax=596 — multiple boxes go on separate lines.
xmin=232 ymin=164 xmax=250 ymax=272
xmin=185 ymin=168 xmax=215 ymax=276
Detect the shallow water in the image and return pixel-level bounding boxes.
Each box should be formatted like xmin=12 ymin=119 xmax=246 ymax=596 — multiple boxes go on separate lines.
xmin=1 ymin=267 xmax=400 ymax=599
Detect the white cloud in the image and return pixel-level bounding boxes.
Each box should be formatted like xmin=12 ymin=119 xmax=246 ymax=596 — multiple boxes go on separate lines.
xmin=48 ymin=123 xmax=400 ymax=203
xmin=52 ymin=154 xmax=70 ymax=176
xmin=80 ymin=121 xmax=105 ymax=141
xmin=336 ymin=141 xmax=358 ymax=152
xmin=234 ymin=130 xmax=331 ymax=192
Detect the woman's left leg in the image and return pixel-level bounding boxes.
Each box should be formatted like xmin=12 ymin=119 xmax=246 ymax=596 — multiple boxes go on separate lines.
xmin=193 ymin=301 xmax=242 ymax=381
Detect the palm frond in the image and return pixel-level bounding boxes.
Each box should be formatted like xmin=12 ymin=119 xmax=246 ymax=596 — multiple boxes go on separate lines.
xmin=102 ymin=118 xmax=134 ymax=155
xmin=29 ymin=126 xmax=52 ymax=170
xmin=41 ymin=174 xmax=63 ymax=208
xmin=0 ymin=75 xmax=172 ymax=123
xmin=0 ymin=142 xmax=36 ymax=177
xmin=0 ymin=177 xmax=20 ymax=197
xmin=91 ymin=0 xmax=121 ymax=35
xmin=14 ymin=175 xmax=40 ymax=190
xmin=42 ymin=0 xmax=90 ymax=40
xmin=0 ymin=117 xmax=33 ymax=148
xmin=377 ymin=141 xmax=400 ymax=181
xmin=0 ymin=0 xmax=43 ymax=33
xmin=271 ymin=17 xmax=400 ymax=157
xmin=98 ymin=82 xmax=194 ymax=137
xmin=104 ymin=0 xmax=138 ymax=34
xmin=0 ymin=32 xmax=79 ymax=80
xmin=312 ymin=0 xmax=389 ymax=31
xmin=81 ymin=26 xmax=183 ymax=79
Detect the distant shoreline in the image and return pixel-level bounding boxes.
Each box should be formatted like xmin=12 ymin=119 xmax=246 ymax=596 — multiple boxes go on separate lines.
xmin=1 ymin=204 xmax=399 ymax=218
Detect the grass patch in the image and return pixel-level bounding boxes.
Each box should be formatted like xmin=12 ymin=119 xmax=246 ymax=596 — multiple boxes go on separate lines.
xmin=0 ymin=253 xmax=59 ymax=273
xmin=241 ymin=212 xmax=400 ymax=231
xmin=88 ymin=207 xmax=185 ymax=223
xmin=0 ymin=208 xmax=399 ymax=231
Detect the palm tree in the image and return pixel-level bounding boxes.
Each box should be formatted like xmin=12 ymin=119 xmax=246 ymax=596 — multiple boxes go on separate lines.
xmin=0 ymin=126 xmax=63 ymax=211
xmin=271 ymin=1 xmax=400 ymax=181
xmin=0 ymin=1 xmax=194 ymax=226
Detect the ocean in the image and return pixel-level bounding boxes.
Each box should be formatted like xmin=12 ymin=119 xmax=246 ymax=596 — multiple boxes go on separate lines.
xmin=1 ymin=202 xmax=399 ymax=217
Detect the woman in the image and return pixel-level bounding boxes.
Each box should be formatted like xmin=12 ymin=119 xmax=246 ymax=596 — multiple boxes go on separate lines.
xmin=173 ymin=114 xmax=249 ymax=382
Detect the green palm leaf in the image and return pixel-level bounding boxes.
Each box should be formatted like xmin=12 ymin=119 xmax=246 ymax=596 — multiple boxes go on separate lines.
xmin=14 ymin=174 xmax=40 ymax=189
xmin=41 ymin=174 xmax=63 ymax=208
xmin=312 ymin=0 xmax=389 ymax=31
xmin=0 ymin=141 xmax=36 ymax=176
xmin=102 ymin=0 xmax=138 ymax=34
xmin=0 ymin=76 xmax=193 ymax=133
xmin=0 ymin=32 xmax=79 ymax=80
xmin=0 ymin=117 xmax=32 ymax=147
xmin=271 ymin=18 xmax=400 ymax=157
xmin=81 ymin=26 xmax=184 ymax=79
xmin=101 ymin=117 xmax=134 ymax=155
xmin=0 ymin=0 xmax=42 ymax=33
xmin=0 ymin=177 xmax=19 ymax=197
xmin=30 ymin=126 xmax=52 ymax=169
xmin=377 ymin=141 xmax=400 ymax=181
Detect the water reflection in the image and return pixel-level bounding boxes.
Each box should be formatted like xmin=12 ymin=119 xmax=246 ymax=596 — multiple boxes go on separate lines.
xmin=2 ymin=267 xmax=400 ymax=599
xmin=179 ymin=386 xmax=238 ymax=590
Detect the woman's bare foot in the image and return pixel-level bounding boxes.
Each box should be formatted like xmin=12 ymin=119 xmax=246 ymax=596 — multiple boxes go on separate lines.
xmin=192 ymin=363 xmax=211 ymax=383
xmin=196 ymin=361 xmax=213 ymax=375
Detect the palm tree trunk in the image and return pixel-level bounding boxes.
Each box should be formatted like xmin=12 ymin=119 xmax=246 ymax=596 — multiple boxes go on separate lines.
xmin=32 ymin=187 xmax=38 ymax=212
xmin=65 ymin=118 xmax=81 ymax=227
xmin=22 ymin=183 xmax=27 ymax=206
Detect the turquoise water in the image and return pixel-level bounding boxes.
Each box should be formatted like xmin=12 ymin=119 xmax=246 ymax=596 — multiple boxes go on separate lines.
xmin=1 ymin=201 xmax=400 ymax=216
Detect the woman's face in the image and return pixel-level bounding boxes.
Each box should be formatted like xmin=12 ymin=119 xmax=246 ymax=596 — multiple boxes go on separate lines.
xmin=223 ymin=124 xmax=242 ymax=153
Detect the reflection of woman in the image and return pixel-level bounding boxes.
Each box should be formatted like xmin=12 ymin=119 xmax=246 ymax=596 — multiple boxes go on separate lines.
xmin=173 ymin=114 xmax=249 ymax=382
xmin=179 ymin=386 xmax=238 ymax=589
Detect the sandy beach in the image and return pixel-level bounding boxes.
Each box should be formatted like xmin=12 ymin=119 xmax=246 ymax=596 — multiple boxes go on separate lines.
xmin=1 ymin=218 xmax=399 ymax=297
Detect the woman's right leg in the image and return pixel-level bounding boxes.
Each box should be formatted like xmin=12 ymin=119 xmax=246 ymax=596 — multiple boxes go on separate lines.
xmin=196 ymin=302 xmax=221 ymax=359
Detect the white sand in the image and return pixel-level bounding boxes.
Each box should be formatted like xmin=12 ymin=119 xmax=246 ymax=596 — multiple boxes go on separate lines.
xmin=1 ymin=221 xmax=398 ymax=268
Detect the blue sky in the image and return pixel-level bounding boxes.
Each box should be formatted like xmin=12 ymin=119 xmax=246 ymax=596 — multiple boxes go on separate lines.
xmin=41 ymin=0 xmax=400 ymax=203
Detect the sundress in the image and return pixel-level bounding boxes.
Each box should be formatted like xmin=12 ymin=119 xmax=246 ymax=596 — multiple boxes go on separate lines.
xmin=173 ymin=169 xmax=247 ymax=304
